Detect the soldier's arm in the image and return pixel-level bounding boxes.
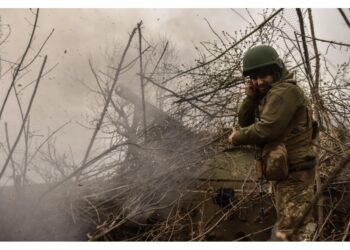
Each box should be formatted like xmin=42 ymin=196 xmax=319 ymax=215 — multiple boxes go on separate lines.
xmin=232 ymin=87 xmax=303 ymax=145
xmin=238 ymin=97 xmax=259 ymax=127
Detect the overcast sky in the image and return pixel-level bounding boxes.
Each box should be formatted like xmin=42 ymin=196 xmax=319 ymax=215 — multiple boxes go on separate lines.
xmin=0 ymin=8 xmax=349 ymax=184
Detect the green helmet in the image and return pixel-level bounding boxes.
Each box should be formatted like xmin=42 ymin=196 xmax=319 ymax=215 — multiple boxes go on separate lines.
xmin=242 ymin=45 xmax=284 ymax=77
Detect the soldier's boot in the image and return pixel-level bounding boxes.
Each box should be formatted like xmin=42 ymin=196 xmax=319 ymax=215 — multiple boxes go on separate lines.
xmin=295 ymin=222 xmax=317 ymax=241
xmin=269 ymin=225 xmax=288 ymax=241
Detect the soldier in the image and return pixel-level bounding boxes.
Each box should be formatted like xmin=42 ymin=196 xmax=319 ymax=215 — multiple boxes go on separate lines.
xmin=228 ymin=45 xmax=317 ymax=241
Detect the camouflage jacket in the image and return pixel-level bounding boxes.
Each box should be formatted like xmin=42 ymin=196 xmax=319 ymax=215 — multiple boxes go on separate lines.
xmin=232 ymin=69 xmax=315 ymax=165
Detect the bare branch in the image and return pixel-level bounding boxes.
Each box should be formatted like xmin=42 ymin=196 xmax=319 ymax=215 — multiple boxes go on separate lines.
xmin=157 ymin=8 xmax=284 ymax=86
xmin=338 ymin=8 xmax=350 ymax=29
xmin=290 ymin=153 xmax=350 ymax=238
xmin=0 ymin=8 xmax=40 ymax=119
xmin=0 ymin=55 xmax=47 ymax=181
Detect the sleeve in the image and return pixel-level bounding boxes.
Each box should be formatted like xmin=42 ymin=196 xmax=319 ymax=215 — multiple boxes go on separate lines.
xmin=238 ymin=97 xmax=259 ymax=127
xmin=232 ymin=87 xmax=303 ymax=145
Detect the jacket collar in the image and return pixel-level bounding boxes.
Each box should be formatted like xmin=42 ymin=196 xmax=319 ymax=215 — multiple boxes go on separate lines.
xmin=271 ymin=67 xmax=296 ymax=88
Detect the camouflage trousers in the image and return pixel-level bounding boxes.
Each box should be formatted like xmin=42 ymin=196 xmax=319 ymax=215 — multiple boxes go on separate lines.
xmin=271 ymin=168 xmax=316 ymax=241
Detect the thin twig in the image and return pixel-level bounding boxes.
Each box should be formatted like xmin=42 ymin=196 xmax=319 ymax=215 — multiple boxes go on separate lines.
xmin=137 ymin=21 xmax=147 ymax=143
xmin=308 ymin=7 xmax=324 ymax=230
xmin=295 ymin=33 xmax=350 ymax=47
xmin=342 ymin=218 xmax=350 ymax=241
xmin=18 ymin=62 xmax=59 ymax=94
xmin=26 ymin=121 xmax=71 ymax=166
xmin=21 ymin=28 xmax=55 ymax=71
xmin=4 ymin=123 xmax=17 ymax=185
xmin=144 ymin=41 xmax=169 ymax=87
xmin=143 ymin=75 xmax=214 ymax=118
xmin=235 ymin=226 xmax=273 ymax=241
xmin=296 ymin=8 xmax=314 ymax=85
xmin=22 ymin=117 xmax=30 ymax=186
xmin=38 ymin=141 xmax=132 ymax=202
xmin=0 ymin=24 xmax=11 ymax=47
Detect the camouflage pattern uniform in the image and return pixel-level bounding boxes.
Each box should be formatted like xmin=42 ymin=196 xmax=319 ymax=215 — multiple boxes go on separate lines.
xmin=272 ymin=168 xmax=316 ymax=241
xmin=232 ymin=69 xmax=316 ymax=241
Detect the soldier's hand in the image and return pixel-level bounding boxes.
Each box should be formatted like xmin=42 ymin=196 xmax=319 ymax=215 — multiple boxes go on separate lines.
xmin=227 ymin=127 xmax=237 ymax=144
xmin=245 ymin=79 xmax=258 ymax=98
